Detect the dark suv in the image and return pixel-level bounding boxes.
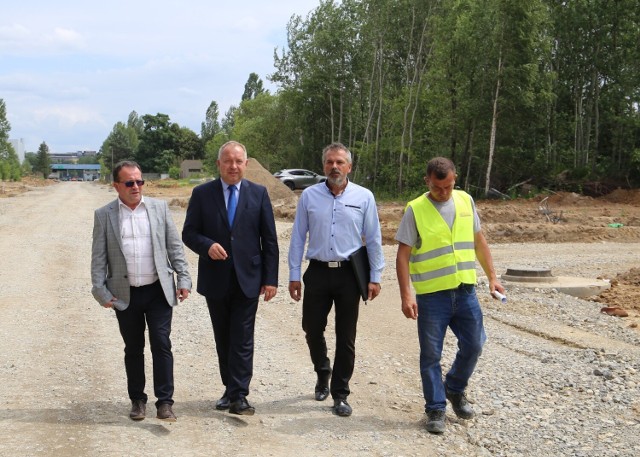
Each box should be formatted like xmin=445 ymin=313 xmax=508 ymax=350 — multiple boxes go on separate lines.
xmin=273 ymin=169 xmax=326 ymax=190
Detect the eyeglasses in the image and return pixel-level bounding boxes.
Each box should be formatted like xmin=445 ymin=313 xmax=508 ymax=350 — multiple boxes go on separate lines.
xmin=121 ymin=180 xmax=145 ymax=188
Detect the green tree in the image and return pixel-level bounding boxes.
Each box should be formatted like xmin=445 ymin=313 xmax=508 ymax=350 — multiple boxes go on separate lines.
xmin=221 ymin=106 xmax=237 ymax=135
xmin=0 ymin=143 xmax=21 ymax=181
xmin=176 ymin=126 xmax=203 ymax=161
xmin=126 ymin=111 xmax=143 ymax=152
xmin=272 ymin=0 xmax=368 ymax=169
xmin=0 ymin=99 xmax=10 ymax=145
xmin=233 ymin=92 xmax=296 ymax=171
xmin=136 ymin=114 xmax=200 ymax=173
xmin=77 ymin=154 xmax=100 ymax=164
xmin=100 ymin=122 xmax=137 ymax=177
xmin=201 ymin=101 xmax=221 ymax=144
xmin=33 ymin=142 xmax=51 ymax=179
xmin=0 ymin=99 xmax=21 ymax=181
xmin=136 ymin=113 xmax=177 ymax=173
xmin=241 ymin=73 xmax=266 ymax=101
xmin=551 ymin=0 xmax=640 ymax=182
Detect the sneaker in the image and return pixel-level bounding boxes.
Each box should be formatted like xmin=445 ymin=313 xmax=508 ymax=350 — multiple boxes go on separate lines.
xmin=426 ymin=409 xmax=446 ymax=434
xmin=445 ymin=389 xmax=475 ymax=419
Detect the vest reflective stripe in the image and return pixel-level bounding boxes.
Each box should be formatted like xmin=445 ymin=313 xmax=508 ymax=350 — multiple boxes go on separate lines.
xmin=408 ymin=191 xmax=477 ymax=294
xmin=410 ymin=241 xmax=475 ymax=263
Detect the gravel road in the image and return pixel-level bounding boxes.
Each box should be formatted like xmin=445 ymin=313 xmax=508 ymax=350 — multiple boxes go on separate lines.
xmin=0 ymin=182 xmax=639 ymax=457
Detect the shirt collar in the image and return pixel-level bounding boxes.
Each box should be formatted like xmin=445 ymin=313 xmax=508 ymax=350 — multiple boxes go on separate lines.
xmin=324 ymin=178 xmax=349 ymax=196
xmin=118 ymin=195 xmax=146 ymax=211
xmin=221 ymin=179 xmax=242 ymax=192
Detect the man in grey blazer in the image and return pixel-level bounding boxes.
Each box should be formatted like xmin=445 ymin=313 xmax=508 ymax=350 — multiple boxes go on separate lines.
xmin=91 ymin=160 xmax=191 ymax=422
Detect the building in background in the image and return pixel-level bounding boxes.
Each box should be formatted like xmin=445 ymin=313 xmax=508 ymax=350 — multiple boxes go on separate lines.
xmin=9 ymin=138 xmax=26 ymax=163
xmin=180 ymin=160 xmax=204 ymax=179
xmin=49 ymin=150 xmax=97 ymax=164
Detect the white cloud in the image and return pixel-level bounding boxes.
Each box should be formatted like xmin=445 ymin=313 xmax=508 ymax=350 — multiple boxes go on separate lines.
xmin=0 ymin=24 xmax=85 ymax=54
xmin=48 ymin=27 xmax=85 ymax=49
xmin=0 ymin=0 xmax=321 ymax=152
xmin=33 ymin=105 xmax=105 ymax=128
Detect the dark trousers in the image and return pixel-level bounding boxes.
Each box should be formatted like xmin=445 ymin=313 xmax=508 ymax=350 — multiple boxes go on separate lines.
xmin=302 ymin=261 xmax=361 ymax=400
xmin=115 ymin=281 xmax=174 ymax=407
xmin=205 ymin=270 xmax=259 ymax=402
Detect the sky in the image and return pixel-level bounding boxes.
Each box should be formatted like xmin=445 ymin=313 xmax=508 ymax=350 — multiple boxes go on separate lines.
xmin=1 ymin=0 xmax=321 ymax=154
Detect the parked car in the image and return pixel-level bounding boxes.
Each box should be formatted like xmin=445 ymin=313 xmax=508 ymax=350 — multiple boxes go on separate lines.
xmin=273 ymin=169 xmax=326 ymax=190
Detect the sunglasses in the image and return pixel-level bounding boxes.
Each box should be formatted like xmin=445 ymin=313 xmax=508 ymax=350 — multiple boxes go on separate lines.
xmin=121 ymin=180 xmax=145 ymax=188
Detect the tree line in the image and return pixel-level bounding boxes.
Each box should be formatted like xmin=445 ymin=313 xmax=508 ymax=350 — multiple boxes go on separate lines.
xmin=266 ymin=0 xmax=640 ymax=197
xmin=5 ymin=0 xmax=640 ymax=198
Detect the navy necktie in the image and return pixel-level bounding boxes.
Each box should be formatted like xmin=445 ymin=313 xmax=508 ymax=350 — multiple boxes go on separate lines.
xmin=227 ymin=184 xmax=237 ymax=225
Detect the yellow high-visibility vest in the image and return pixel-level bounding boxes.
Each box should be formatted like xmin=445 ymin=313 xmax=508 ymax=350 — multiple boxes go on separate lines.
xmin=407 ymin=190 xmax=477 ymax=294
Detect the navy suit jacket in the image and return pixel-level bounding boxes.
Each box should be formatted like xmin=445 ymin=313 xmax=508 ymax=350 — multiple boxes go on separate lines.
xmin=182 ymin=178 xmax=279 ymax=299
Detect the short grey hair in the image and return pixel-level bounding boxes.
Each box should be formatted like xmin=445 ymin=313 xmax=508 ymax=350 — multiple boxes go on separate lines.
xmin=321 ymin=142 xmax=352 ymax=164
xmin=218 ymin=141 xmax=247 ymax=160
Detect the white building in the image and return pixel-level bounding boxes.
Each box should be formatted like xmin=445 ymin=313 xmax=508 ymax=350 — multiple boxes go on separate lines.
xmin=9 ymin=138 xmax=26 ymax=163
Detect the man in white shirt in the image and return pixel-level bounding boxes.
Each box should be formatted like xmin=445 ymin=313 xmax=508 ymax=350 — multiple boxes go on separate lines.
xmin=91 ymin=161 xmax=191 ymax=422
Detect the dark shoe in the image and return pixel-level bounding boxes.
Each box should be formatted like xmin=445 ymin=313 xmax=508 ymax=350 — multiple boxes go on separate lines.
xmin=426 ymin=409 xmax=446 ymax=434
xmin=229 ymin=398 xmax=255 ymax=416
xmin=333 ymin=399 xmax=352 ymax=417
xmin=315 ymin=370 xmax=331 ymax=401
xmin=129 ymin=400 xmax=146 ymax=421
xmin=215 ymin=392 xmax=230 ymax=410
xmin=156 ymin=403 xmax=177 ymax=422
xmin=445 ymin=389 xmax=475 ymax=419
xmin=315 ymin=386 xmax=330 ymax=401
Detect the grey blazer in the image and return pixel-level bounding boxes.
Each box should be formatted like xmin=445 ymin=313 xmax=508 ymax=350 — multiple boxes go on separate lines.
xmin=91 ymin=197 xmax=191 ymax=310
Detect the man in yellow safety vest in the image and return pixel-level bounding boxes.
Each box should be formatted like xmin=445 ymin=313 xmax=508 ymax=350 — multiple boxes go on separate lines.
xmin=395 ymin=157 xmax=505 ymax=434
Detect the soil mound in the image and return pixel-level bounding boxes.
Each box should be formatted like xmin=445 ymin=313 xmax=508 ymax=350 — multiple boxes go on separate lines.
xmin=245 ymin=158 xmax=294 ymax=201
xmin=245 ymin=158 xmax=298 ymax=220
xmin=603 ymin=189 xmax=640 ymax=205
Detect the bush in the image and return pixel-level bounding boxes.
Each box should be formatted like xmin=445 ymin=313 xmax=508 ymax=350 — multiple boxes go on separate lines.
xmin=168 ymin=166 xmax=180 ymax=180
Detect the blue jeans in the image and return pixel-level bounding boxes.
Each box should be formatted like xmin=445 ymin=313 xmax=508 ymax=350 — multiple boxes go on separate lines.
xmin=417 ymin=284 xmax=486 ymax=412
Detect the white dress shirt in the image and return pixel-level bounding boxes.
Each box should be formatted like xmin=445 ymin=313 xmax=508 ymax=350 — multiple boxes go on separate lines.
xmin=119 ymin=197 xmax=158 ymax=287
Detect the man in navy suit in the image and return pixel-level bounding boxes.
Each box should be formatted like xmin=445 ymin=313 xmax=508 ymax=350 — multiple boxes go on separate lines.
xmin=182 ymin=141 xmax=279 ymax=415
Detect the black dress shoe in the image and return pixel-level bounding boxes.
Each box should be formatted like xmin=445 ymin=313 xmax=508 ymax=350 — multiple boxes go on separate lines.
xmin=315 ymin=386 xmax=330 ymax=401
xmin=215 ymin=393 xmax=230 ymax=410
xmin=229 ymin=398 xmax=255 ymax=416
xmin=333 ymin=399 xmax=352 ymax=417
xmin=314 ymin=369 xmax=331 ymax=401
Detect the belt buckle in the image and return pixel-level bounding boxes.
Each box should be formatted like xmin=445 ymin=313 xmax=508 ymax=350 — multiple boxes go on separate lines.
xmin=327 ymin=261 xmax=340 ymax=268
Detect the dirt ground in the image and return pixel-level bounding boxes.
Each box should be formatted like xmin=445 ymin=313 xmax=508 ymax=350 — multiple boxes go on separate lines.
xmin=1 ymin=168 xmax=639 ymax=456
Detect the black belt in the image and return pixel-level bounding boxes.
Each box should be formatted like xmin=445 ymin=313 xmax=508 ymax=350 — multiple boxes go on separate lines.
xmin=310 ymin=259 xmax=350 ymax=268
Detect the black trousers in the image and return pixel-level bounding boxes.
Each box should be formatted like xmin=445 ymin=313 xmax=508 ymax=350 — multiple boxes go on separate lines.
xmin=115 ymin=281 xmax=174 ymax=407
xmin=302 ymin=261 xmax=361 ymax=400
xmin=205 ymin=270 xmax=259 ymax=402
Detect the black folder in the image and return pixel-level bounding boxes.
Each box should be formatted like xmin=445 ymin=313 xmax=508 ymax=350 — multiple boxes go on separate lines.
xmin=349 ymin=246 xmax=370 ymax=303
